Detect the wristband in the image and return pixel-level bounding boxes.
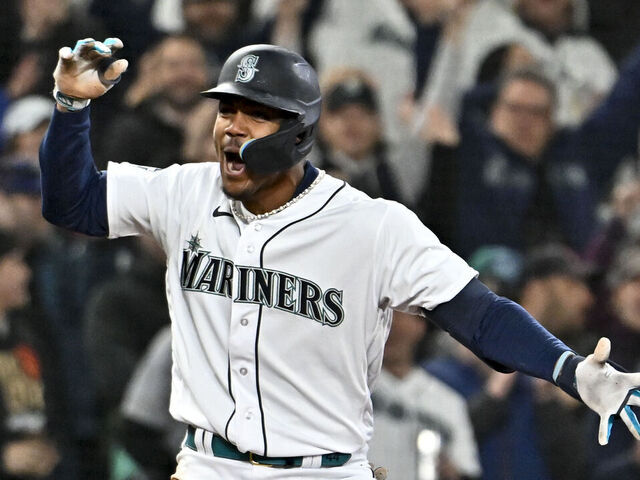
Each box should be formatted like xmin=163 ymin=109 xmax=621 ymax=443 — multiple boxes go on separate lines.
xmin=53 ymin=86 xmax=91 ymax=111
xmin=553 ymin=351 xmax=584 ymax=401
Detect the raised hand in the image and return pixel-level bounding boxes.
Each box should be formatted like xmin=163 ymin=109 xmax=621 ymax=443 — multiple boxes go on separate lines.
xmin=53 ymin=37 xmax=128 ymax=109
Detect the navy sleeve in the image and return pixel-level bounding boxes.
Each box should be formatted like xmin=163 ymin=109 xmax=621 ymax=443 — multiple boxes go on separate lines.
xmin=425 ymin=278 xmax=571 ymax=382
xmin=39 ymin=107 xmax=108 ymax=237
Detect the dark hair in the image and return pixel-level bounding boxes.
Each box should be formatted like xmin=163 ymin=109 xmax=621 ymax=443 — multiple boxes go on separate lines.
xmin=521 ymin=243 xmax=591 ymax=286
xmin=496 ymin=66 xmax=557 ymax=107
xmin=325 ymin=77 xmax=378 ymax=113
xmin=476 ymin=45 xmax=512 ymax=85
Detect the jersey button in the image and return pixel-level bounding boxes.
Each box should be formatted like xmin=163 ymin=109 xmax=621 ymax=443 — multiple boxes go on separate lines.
xmin=247 ymin=245 xmax=255 ymax=253
xmin=240 ymin=367 xmax=248 ymax=376
xmin=240 ymin=318 xmax=249 ymax=326
xmin=254 ymin=223 xmax=262 ymax=231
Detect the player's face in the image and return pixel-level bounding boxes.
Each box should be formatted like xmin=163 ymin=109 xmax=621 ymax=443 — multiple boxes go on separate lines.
xmin=214 ymin=97 xmax=293 ymax=209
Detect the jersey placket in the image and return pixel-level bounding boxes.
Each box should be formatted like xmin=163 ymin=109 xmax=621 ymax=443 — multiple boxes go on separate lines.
xmin=227 ymin=219 xmax=269 ymax=453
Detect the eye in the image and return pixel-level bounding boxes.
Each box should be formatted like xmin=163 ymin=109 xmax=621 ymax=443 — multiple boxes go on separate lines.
xmin=250 ymin=110 xmax=271 ymax=121
xmin=217 ymin=102 xmax=235 ymax=117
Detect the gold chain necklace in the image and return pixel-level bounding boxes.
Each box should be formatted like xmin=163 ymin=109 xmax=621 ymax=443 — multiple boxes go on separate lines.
xmin=231 ymin=170 xmax=325 ymax=222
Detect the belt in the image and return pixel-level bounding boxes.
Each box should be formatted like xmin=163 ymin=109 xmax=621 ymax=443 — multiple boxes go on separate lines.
xmin=185 ymin=426 xmax=351 ymax=468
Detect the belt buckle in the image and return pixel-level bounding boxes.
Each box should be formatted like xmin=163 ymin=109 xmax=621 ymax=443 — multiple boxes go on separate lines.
xmin=249 ymin=452 xmax=273 ymax=467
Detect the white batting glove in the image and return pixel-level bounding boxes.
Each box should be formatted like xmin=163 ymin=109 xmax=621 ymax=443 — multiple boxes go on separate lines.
xmin=555 ymin=337 xmax=640 ymax=445
xmin=53 ymin=37 xmax=129 ymax=110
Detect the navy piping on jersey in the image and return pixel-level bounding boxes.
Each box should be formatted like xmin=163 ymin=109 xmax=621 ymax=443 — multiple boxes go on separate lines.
xmin=251 ymin=180 xmax=346 ymax=457
xmin=224 ymin=356 xmax=236 ymax=441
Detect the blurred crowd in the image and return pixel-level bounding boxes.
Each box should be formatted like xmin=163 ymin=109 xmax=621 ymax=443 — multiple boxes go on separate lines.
xmin=0 ymin=0 xmax=640 ymax=479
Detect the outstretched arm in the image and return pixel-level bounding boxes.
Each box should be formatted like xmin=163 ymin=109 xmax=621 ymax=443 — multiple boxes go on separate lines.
xmin=39 ymin=38 xmax=128 ymax=236
xmin=427 ymin=278 xmax=640 ymax=445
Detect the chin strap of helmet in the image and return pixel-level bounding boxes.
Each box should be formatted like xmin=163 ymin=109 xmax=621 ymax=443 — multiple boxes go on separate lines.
xmin=239 ymin=119 xmax=313 ymax=174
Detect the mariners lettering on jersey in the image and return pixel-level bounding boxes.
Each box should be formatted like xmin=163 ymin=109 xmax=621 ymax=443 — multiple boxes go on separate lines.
xmin=181 ymin=247 xmax=345 ymax=326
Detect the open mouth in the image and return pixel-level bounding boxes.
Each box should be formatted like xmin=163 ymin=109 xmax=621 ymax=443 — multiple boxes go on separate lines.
xmin=224 ymin=151 xmax=246 ymax=175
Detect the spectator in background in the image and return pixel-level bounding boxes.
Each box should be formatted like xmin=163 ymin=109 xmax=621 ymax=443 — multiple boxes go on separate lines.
xmin=397 ymin=0 xmax=463 ymax=102
xmin=83 ymin=235 xmax=170 ymax=479
xmin=587 ymin=0 xmax=640 ymax=65
xmin=584 ymin=174 xmax=640 ymax=276
xmin=0 ymin=0 xmax=21 ymax=85
xmin=181 ymin=100 xmax=219 ymax=164
xmin=88 ymin=0 xmax=161 ymax=68
xmin=2 ymin=0 xmax=106 ymax=102
xmin=599 ymin=248 xmax=640 ymax=372
xmin=517 ymin=244 xmax=594 ymax=480
xmin=419 ymin=40 xmax=640 ymax=258
xmin=297 ymin=0 xmax=425 ymax=201
xmin=0 ymin=161 xmax=136 ymax=479
xmin=592 ymin=441 xmax=640 ymax=480
xmin=177 ymin=0 xmax=256 ymax=75
xmin=518 ymin=243 xmax=596 ymax=353
xmin=425 ymin=243 xmax=593 ymax=479
xmin=466 ymin=245 xmax=524 ymax=301
xmin=0 ymin=162 xmax=52 ymax=249
xmin=424 ymin=338 xmax=544 ymax=480
xmin=423 ymin=244 xmax=546 ymax=480
xmin=0 ymin=228 xmax=60 ymax=480
xmin=113 ymin=325 xmax=183 ymax=480
xmin=0 ymin=95 xmax=53 ymax=164
xmin=424 ymin=0 xmax=616 ymax=127
xmin=369 ymin=311 xmax=481 ymax=480
xmin=96 ymin=35 xmax=210 ymax=169
xmin=311 ymin=69 xmax=401 ymax=201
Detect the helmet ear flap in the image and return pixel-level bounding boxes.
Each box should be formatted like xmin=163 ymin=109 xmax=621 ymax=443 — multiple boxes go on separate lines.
xmin=240 ymin=120 xmax=308 ymax=174
xmin=295 ymin=124 xmax=316 ymax=156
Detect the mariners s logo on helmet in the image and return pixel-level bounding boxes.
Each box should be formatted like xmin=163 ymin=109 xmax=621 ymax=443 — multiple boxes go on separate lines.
xmin=235 ymin=54 xmax=260 ymax=83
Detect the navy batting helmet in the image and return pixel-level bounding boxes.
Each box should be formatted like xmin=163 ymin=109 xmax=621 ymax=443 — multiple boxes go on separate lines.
xmin=201 ymin=44 xmax=321 ymax=174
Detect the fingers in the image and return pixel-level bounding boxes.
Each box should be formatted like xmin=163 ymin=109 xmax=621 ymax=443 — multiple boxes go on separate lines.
xmin=57 ymin=47 xmax=75 ymax=73
xmin=593 ymin=337 xmax=611 ymax=363
xmin=58 ymin=46 xmax=74 ymax=61
xmin=73 ymin=38 xmax=96 ymax=55
xmin=73 ymin=38 xmax=113 ymax=60
xmin=621 ymin=406 xmax=640 ymax=441
xmin=102 ymin=58 xmax=129 ymax=82
xmin=104 ymin=37 xmax=124 ymax=51
xmin=598 ymin=414 xmax=614 ymax=445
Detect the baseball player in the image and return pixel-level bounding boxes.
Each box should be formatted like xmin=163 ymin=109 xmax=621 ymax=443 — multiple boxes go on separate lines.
xmin=40 ymin=38 xmax=640 ymax=479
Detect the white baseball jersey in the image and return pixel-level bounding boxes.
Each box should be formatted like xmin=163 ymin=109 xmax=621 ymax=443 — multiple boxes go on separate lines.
xmin=106 ymin=161 xmax=477 ymax=458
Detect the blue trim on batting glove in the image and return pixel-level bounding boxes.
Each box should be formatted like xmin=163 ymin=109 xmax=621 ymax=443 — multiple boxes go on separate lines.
xmin=625 ymin=406 xmax=640 ymax=436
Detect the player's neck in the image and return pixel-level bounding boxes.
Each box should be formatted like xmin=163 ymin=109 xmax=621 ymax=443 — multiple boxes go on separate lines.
xmin=243 ymin=165 xmax=305 ymax=215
